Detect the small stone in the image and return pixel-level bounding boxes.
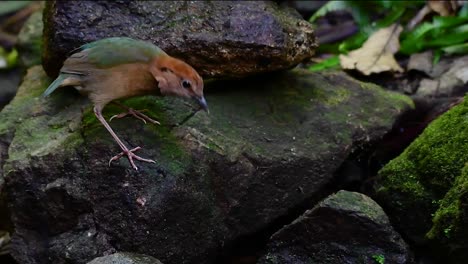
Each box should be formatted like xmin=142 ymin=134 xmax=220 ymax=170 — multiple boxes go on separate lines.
xmin=87 ymin=252 xmax=163 ymax=264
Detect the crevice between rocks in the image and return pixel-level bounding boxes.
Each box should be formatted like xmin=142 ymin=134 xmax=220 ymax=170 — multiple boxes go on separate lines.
xmin=214 ymin=165 xmax=348 ymax=264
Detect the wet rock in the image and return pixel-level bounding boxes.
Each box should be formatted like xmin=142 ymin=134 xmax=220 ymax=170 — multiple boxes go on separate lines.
xmin=375 ymin=95 xmax=468 ymax=262
xmin=42 ymin=0 xmax=317 ymax=79
xmin=257 ymin=190 xmax=413 ymax=264
xmin=87 ymin=252 xmax=163 ymax=264
xmin=1 ymin=66 xmax=412 ymax=264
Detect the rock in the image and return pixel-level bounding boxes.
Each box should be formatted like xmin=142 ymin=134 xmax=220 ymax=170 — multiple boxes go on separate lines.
xmin=0 ymin=68 xmax=22 ymax=111
xmin=257 ymin=190 xmax=413 ymax=264
xmin=1 ymin=66 xmax=412 ymax=264
xmin=415 ymin=55 xmax=468 ymax=98
xmin=16 ymin=4 xmax=44 ymax=68
xmin=87 ymin=252 xmax=163 ymax=264
xmin=407 ymin=51 xmax=434 ymax=76
xmin=42 ymin=0 xmax=317 ymax=79
xmin=375 ymin=96 xmax=468 ymax=262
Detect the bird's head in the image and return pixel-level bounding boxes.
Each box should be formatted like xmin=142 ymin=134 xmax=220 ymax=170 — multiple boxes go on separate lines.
xmin=150 ymin=55 xmax=207 ymax=111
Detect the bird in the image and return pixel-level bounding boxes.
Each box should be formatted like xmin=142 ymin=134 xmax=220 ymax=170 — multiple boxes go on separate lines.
xmin=43 ymin=37 xmax=208 ymax=171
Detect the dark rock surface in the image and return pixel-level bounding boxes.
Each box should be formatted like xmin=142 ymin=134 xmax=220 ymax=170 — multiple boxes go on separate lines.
xmin=257 ymin=190 xmax=413 ymax=264
xmin=42 ymin=0 xmax=317 ymax=79
xmin=0 ymin=66 xmax=412 ymax=264
xmin=0 ymin=68 xmax=22 ymax=111
xmin=87 ymin=252 xmax=163 ymax=264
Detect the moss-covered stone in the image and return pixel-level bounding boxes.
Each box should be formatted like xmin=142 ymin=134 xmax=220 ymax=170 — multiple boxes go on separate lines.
xmin=375 ymin=96 xmax=468 ymax=261
xmin=257 ymin=191 xmax=413 ymax=264
xmin=1 ymin=67 xmax=412 ymax=264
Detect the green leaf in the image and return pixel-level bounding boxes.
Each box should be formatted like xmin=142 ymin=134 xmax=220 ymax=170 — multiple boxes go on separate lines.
xmin=425 ymin=31 xmax=468 ymax=48
xmin=432 ymin=16 xmax=468 ymax=29
xmin=433 ymin=49 xmax=442 ymax=64
xmin=442 ymin=43 xmax=468 ymax=54
xmin=338 ymin=31 xmax=368 ymax=53
xmin=309 ymin=1 xmax=351 ymax=23
xmin=309 ymin=56 xmax=340 ymax=71
xmin=0 ymin=47 xmax=18 ymax=69
xmin=400 ymin=22 xmax=435 ymax=54
xmin=374 ymin=5 xmax=406 ymax=28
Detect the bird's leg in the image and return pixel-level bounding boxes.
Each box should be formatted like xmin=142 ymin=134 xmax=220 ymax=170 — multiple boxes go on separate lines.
xmin=109 ymin=101 xmax=160 ymax=125
xmin=94 ymin=106 xmax=156 ymax=171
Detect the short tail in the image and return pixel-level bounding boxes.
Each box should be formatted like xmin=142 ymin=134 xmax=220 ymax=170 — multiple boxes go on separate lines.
xmin=43 ymin=74 xmax=67 ymax=97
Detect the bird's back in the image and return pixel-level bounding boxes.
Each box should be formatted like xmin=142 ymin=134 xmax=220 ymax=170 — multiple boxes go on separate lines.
xmin=62 ymin=37 xmax=166 ymax=74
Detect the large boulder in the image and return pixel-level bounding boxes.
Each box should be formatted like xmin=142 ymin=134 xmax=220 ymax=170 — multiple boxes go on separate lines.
xmin=42 ymin=1 xmax=317 ymax=79
xmin=257 ymin=190 xmax=413 ymax=264
xmin=1 ymin=66 xmax=412 ymax=264
xmin=375 ymin=96 xmax=468 ymax=263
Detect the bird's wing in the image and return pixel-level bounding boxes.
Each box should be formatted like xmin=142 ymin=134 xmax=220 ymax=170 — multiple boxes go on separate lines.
xmin=62 ymin=37 xmax=166 ymax=74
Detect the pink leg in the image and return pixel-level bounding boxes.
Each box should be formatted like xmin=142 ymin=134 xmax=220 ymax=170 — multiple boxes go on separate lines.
xmin=94 ymin=106 xmax=156 ymax=171
xmin=109 ymin=102 xmax=160 ymax=125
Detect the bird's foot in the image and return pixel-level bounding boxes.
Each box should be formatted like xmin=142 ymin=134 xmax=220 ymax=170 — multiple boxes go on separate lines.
xmin=110 ymin=108 xmax=161 ymax=125
xmin=108 ymin=146 xmax=156 ymax=171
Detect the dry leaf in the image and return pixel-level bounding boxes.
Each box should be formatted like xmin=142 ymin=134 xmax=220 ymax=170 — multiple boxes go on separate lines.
xmin=340 ymin=24 xmax=404 ymax=75
xmin=428 ymin=0 xmax=458 ymax=16
xmin=408 ymin=0 xmax=463 ymax=30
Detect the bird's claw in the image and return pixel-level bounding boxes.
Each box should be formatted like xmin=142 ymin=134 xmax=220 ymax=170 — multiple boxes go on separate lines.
xmin=108 ymin=146 xmax=156 ymax=171
xmin=109 ymin=108 xmax=160 ymax=125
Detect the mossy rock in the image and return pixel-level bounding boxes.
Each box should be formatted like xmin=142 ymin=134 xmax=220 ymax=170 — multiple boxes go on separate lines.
xmin=375 ymin=96 xmax=468 ymax=262
xmin=257 ymin=191 xmax=413 ymax=264
xmin=0 ymin=66 xmax=412 ymax=264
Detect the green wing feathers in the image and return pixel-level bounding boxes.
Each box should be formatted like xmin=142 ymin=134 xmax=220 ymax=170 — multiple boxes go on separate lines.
xmin=78 ymin=37 xmax=166 ymax=68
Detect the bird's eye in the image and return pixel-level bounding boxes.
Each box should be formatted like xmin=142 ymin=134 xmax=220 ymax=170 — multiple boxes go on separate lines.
xmin=182 ymin=80 xmax=191 ymax=89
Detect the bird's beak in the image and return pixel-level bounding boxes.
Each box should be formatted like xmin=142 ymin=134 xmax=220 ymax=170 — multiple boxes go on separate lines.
xmin=194 ymin=95 xmax=209 ymax=112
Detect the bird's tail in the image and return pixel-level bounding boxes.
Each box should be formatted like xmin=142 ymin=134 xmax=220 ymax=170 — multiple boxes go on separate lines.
xmin=43 ymin=74 xmax=68 ymax=97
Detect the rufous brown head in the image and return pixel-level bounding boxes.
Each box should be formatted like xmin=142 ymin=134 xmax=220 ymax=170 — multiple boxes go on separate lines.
xmin=150 ymin=55 xmax=207 ymax=111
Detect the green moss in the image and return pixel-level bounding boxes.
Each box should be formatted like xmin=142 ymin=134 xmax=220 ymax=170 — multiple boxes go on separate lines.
xmin=322 ymin=88 xmax=351 ymax=106
xmin=376 ymin=95 xmax=468 ymax=259
xmin=80 ymin=96 xmax=192 ymax=175
xmin=372 ymin=254 xmax=385 ymax=264
xmin=0 ymin=66 xmax=50 ymax=135
xmin=378 ymin=155 xmax=426 ymax=198
xmin=427 ymin=163 xmax=468 ymax=241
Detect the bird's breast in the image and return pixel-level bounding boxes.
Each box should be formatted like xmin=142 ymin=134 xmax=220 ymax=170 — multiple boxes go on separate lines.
xmin=86 ymin=63 xmax=158 ymax=106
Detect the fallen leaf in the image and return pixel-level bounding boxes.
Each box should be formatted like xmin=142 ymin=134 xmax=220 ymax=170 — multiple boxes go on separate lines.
xmin=340 ymin=24 xmax=404 ymax=75
xmin=428 ymin=0 xmax=458 ymax=16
